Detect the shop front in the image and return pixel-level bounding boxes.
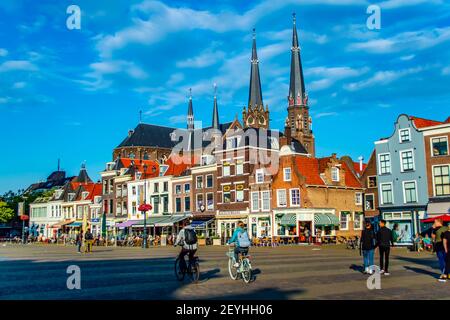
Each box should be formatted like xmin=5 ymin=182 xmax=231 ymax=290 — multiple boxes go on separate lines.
xmin=216 ymin=211 xmax=248 ymax=245
xmin=313 ymin=212 xmax=339 ymax=242
xmin=381 ymin=209 xmax=425 ymax=246
xmin=248 ymin=215 xmax=271 ymax=238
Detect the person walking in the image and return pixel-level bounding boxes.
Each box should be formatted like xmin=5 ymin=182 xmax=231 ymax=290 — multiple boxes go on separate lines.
xmin=84 ymin=228 xmax=94 ymax=253
xmin=360 ymin=221 xmax=376 ymax=274
xmin=75 ymin=232 xmax=82 ymax=253
xmin=433 ymin=218 xmax=449 ymax=282
xmin=443 ymin=228 xmax=450 ymax=282
xmin=376 ymin=219 xmax=394 ymax=276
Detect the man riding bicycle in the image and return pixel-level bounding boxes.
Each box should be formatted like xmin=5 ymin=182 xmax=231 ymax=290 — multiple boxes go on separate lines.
xmin=174 ymin=220 xmax=198 ymax=270
xmin=227 ymin=221 xmax=251 ymax=267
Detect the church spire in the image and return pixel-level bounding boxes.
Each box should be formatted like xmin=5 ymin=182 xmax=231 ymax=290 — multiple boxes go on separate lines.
xmin=187 ymin=88 xmax=194 ymax=130
xmin=212 ymin=83 xmax=219 ymax=129
xmin=248 ymin=28 xmax=263 ymax=109
xmin=288 ymin=13 xmax=306 ymax=107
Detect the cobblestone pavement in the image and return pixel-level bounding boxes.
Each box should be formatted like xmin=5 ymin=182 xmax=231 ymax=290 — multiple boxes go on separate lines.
xmin=0 ymin=243 xmax=448 ymax=300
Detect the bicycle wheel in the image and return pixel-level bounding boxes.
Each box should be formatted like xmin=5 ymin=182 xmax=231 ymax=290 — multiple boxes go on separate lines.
xmin=174 ymin=257 xmax=185 ymax=281
xmin=242 ymin=259 xmax=252 ymax=283
xmin=189 ymin=261 xmax=200 ymax=283
xmin=228 ymin=257 xmax=239 ymax=280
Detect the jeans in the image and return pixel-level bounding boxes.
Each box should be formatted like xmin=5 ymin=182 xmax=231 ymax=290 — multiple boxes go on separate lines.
xmin=362 ymin=249 xmax=374 ymax=270
xmin=446 ymin=251 xmax=450 ymax=276
xmin=76 ymin=241 xmax=82 ymax=252
xmin=436 ymin=250 xmax=446 ymax=274
xmin=234 ymin=246 xmax=249 ymax=263
xmin=379 ymin=246 xmax=390 ymax=272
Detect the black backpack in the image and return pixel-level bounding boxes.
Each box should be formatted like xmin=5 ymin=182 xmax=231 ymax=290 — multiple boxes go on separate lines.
xmin=184 ymin=228 xmax=197 ymax=245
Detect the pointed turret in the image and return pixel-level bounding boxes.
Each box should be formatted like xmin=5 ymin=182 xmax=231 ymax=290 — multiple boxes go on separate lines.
xmin=74 ymin=163 xmax=92 ymax=184
xmin=288 ymin=13 xmax=306 ymax=107
xmin=187 ymin=88 xmax=194 ymax=130
xmin=248 ymin=29 xmax=263 ymax=109
xmin=212 ymin=83 xmax=219 ymax=129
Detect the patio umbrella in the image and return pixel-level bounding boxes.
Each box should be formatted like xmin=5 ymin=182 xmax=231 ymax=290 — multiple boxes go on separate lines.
xmin=421 ymin=214 xmax=450 ymax=223
xmin=101 ymin=212 xmax=107 ymax=238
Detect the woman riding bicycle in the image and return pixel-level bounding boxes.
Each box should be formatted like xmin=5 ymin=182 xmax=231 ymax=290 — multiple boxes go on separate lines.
xmin=227 ymin=221 xmax=251 ymax=267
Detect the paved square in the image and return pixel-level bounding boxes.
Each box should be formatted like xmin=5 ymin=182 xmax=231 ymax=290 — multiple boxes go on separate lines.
xmin=0 ymin=243 xmax=448 ymax=300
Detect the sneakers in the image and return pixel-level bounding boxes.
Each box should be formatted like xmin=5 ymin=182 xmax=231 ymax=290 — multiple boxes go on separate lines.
xmin=233 ymin=262 xmax=240 ymax=268
xmin=438 ymin=274 xmax=447 ymax=282
xmin=380 ymin=270 xmax=385 ymax=274
xmin=384 ymin=272 xmax=390 ymax=276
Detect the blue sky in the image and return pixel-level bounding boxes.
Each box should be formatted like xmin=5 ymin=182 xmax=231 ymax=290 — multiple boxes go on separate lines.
xmin=1 ymin=0 xmax=449 ymax=193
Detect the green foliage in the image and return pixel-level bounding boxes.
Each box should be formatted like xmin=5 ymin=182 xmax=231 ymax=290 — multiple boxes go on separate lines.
xmin=0 ymin=201 xmax=14 ymax=223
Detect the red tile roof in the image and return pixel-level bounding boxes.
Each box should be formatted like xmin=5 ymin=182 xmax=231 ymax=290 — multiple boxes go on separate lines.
xmin=409 ymin=116 xmax=446 ymax=128
xmin=76 ymin=183 xmax=102 ymax=201
xmin=295 ymin=157 xmax=325 ymax=186
xmin=341 ymin=162 xmax=363 ymax=188
xmin=164 ymin=154 xmax=199 ymax=177
xmin=120 ymin=158 xmax=160 ymax=179
xmin=353 ymin=162 xmax=367 ymax=175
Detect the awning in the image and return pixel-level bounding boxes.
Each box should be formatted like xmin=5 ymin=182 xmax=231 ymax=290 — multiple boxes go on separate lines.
xmin=427 ymin=202 xmax=450 ymax=215
xmin=116 ymin=220 xmax=140 ymax=228
xmin=191 ymin=219 xmax=214 ymax=229
xmin=132 ymin=215 xmax=190 ymax=227
xmin=314 ymin=213 xmax=339 ymax=226
xmin=421 ymin=214 xmax=450 ymax=223
xmin=155 ymin=215 xmax=189 ymax=227
xmin=280 ymin=213 xmax=296 ymax=226
xmin=51 ymin=220 xmax=75 ymax=228
xmin=67 ymin=222 xmax=82 ymax=227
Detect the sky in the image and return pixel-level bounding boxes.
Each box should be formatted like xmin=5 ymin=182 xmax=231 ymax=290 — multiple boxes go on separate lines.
xmin=0 ymin=0 xmax=449 ymax=194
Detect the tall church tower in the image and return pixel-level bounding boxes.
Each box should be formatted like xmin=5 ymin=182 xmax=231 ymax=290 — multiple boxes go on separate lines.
xmin=243 ymin=29 xmax=269 ymax=129
xmin=286 ymin=14 xmax=315 ymax=156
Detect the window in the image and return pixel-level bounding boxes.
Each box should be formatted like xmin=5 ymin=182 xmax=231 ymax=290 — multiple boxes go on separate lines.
xmin=368 ymin=176 xmax=377 ymax=188
xmin=364 ymin=193 xmax=375 ymax=210
xmin=381 ymin=183 xmax=393 ymax=204
xmin=223 ymin=162 xmax=230 ymax=176
xmin=434 ymin=165 xmax=450 ymax=196
xmin=236 ymin=159 xmax=244 ymax=175
xmin=163 ymin=182 xmax=168 ymax=192
xmin=206 ymin=175 xmax=213 ymax=188
xmin=162 ymin=196 xmax=168 ymax=213
xmin=290 ymin=189 xmax=300 ymax=206
xmin=226 ymin=136 xmax=240 ymax=149
xmin=283 ymin=168 xmax=291 ymax=181
xmin=236 ymin=184 xmax=244 ymax=202
xmin=223 ymin=185 xmax=231 ymax=203
xmin=152 ymin=197 xmax=159 ymax=213
xmin=251 ymin=192 xmax=259 ymax=211
xmin=256 ymin=169 xmax=264 ymax=184
xmin=153 ymin=183 xmax=159 ymax=193
xmin=175 ymin=198 xmax=182 ymax=212
xmin=331 ymin=167 xmax=339 ymax=182
xmin=175 ymin=185 xmax=181 ymax=195
xmin=206 ymin=193 xmax=214 ymax=210
xmin=262 ymin=191 xmax=270 ymax=211
xmin=400 ymin=150 xmax=414 ymax=172
xmin=132 ymin=186 xmax=136 ymax=195
xmin=196 ymin=194 xmax=204 ymax=211
xmin=340 ymin=212 xmax=349 ymax=230
xmin=432 ymin=137 xmax=448 ymax=156
xmin=379 ymin=153 xmax=391 ymax=174
xmin=196 ymin=176 xmax=203 ymax=189
xmin=355 ymin=192 xmax=362 ymax=205
xmin=354 ymin=212 xmax=363 ymax=230
xmin=184 ymin=197 xmax=191 ymax=212
xmin=184 ymin=183 xmax=190 ymax=193
xmin=403 ymin=181 xmax=417 ymax=203
xmin=399 ymin=128 xmax=411 ymax=143
xmin=277 ymin=189 xmax=287 ymax=207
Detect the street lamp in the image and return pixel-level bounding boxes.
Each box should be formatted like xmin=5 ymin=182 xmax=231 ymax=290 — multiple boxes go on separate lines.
xmin=142 ymin=163 xmax=148 ymax=249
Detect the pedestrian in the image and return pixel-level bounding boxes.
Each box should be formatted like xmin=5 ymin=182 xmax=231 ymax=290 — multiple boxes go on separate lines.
xmin=305 ymin=228 xmax=311 ymax=244
xmin=360 ymin=221 xmax=376 ymax=274
xmin=376 ymin=219 xmax=394 ymax=276
xmin=76 ymin=232 xmax=82 ymax=253
xmin=443 ymin=227 xmax=450 ymax=282
xmin=84 ymin=228 xmax=94 ymax=253
xmin=433 ymin=218 xmax=448 ymax=282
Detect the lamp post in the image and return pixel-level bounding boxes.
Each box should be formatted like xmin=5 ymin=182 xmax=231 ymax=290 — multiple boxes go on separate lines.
xmin=142 ymin=163 xmax=148 ymax=249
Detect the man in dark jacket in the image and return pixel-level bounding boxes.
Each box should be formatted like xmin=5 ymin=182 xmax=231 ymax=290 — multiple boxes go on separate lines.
xmin=376 ymin=219 xmax=394 ymax=276
xmin=360 ymin=221 xmax=376 ymax=274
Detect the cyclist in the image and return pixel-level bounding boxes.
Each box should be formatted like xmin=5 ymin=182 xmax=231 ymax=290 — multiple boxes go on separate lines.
xmin=174 ymin=220 xmax=198 ymax=271
xmin=227 ymin=221 xmax=251 ymax=267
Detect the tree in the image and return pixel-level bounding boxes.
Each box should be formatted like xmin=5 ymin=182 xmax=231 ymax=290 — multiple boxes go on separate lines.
xmin=0 ymin=201 xmax=14 ymax=223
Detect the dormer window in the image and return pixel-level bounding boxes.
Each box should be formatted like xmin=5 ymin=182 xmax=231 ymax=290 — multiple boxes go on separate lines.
xmin=82 ymin=191 xmax=89 ymax=200
xmin=226 ymin=136 xmax=240 ymax=149
xmin=68 ymin=193 xmax=76 ymax=201
xmin=120 ymin=168 xmax=127 ymax=175
xmin=94 ymin=196 xmax=102 ymax=204
xmin=159 ymin=165 xmax=168 ymax=176
xmin=331 ymin=167 xmax=340 ymax=182
xmin=256 ymin=169 xmax=264 ymax=184
xmin=136 ymin=172 xmax=142 ymax=180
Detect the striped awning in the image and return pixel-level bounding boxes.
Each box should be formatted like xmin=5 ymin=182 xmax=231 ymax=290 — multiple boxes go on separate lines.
xmin=280 ymin=213 xmax=296 ymax=226
xmin=314 ymin=213 xmax=339 ymax=226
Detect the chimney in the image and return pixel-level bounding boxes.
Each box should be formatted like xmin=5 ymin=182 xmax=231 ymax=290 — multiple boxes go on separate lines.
xmin=284 ymin=117 xmax=292 ymax=146
xmin=128 ymin=130 xmax=134 ymax=137
xmin=358 ymin=156 xmax=364 ymax=172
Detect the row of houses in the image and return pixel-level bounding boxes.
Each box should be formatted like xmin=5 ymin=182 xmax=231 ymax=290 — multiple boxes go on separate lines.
xmin=28 ymin=15 xmax=450 ymax=245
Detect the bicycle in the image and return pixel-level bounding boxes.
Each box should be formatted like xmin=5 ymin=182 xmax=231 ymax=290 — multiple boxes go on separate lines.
xmin=227 ymin=245 xmax=252 ymax=283
xmin=174 ymin=251 xmax=200 ymax=283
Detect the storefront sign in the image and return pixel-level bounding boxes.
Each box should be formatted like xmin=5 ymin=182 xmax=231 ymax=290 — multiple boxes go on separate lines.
xmin=217 ymin=211 xmax=247 ymax=217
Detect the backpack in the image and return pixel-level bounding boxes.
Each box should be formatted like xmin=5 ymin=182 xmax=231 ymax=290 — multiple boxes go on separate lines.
xmin=237 ymin=230 xmax=251 ymax=248
xmin=184 ymin=228 xmax=197 ymax=245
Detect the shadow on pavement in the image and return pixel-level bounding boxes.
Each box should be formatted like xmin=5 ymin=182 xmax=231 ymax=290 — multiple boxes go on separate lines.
xmin=349 ymin=264 xmax=364 ymax=273
xmin=403 ymin=266 xmax=440 ymax=279
xmin=395 ymin=255 xmax=439 ymax=270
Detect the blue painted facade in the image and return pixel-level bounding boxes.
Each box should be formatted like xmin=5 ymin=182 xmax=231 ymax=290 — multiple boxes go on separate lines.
xmin=374 ymin=114 xmax=428 ymax=245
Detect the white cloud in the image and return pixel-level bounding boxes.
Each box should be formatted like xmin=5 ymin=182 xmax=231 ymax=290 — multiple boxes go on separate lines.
xmin=12 ymin=82 xmax=26 ymax=89
xmin=315 ymin=112 xmax=337 ymax=118
xmin=0 ymin=48 xmax=8 ymax=57
xmin=169 ymin=114 xmax=187 ymax=124
xmin=344 ymin=67 xmax=423 ymax=91
xmin=166 ymin=73 xmax=184 ymax=86
xmin=400 ymin=54 xmax=415 ymax=61
xmin=176 ymin=47 xmax=225 ymax=68
xmin=0 ymin=97 xmax=11 ymax=104
xmin=442 ymin=66 xmax=450 ymax=75
xmin=348 ymin=26 xmax=450 ymax=54
xmin=0 ymin=60 xmax=38 ymax=72
xmin=263 ymin=28 xmax=329 ymax=44
xmin=305 ymin=66 xmax=369 ymax=91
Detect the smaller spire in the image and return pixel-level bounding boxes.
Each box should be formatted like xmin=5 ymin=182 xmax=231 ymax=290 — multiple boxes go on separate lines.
xmin=212 ymin=83 xmax=219 ymax=129
xmin=292 ymin=12 xmax=299 ymax=48
xmin=187 ymin=88 xmax=194 ymax=130
xmin=251 ymin=28 xmax=258 ymax=62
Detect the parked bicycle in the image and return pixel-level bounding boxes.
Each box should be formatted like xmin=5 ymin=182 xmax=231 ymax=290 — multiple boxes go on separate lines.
xmin=345 ymin=236 xmax=360 ymax=250
xmin=174 ymin=253 xmax=200 ymax=283
xmin=227 ymin=245 xmax=252 ymax=283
